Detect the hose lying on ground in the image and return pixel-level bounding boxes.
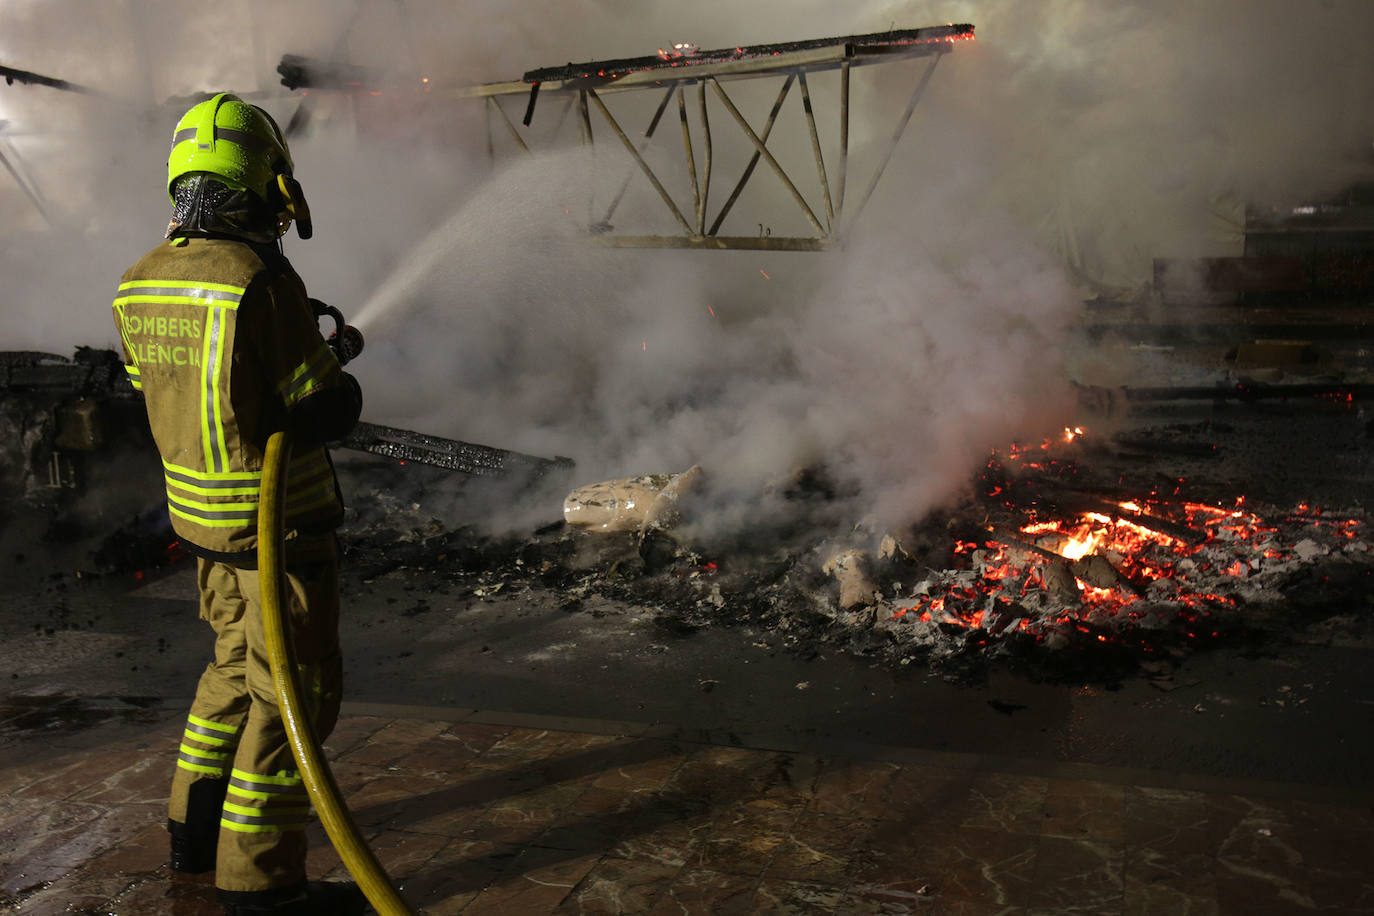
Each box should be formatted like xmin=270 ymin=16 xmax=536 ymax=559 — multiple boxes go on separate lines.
xmin=258 ymin=430 xmax=414 ymax=916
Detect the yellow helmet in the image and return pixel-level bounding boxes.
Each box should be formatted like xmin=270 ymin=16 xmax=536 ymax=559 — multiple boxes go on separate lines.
xmin=166 ymin=93 xmax=311 ymax=239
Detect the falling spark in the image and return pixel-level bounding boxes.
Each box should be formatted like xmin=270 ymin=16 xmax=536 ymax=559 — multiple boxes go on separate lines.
xmin=642 ymin=340 xmax=647 ymax=351
xmin=707 ymin=305 xmax=716 ymax=318
xmin=760 ymin=269 xmax=771 ymax=280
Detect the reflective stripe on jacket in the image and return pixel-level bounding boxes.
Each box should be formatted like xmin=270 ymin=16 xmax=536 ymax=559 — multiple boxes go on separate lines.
xmin=113 ymin=237 xmax=345 ymax=556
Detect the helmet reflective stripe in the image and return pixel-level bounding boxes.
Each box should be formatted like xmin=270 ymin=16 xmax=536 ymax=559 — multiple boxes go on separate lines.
xmin=171 ymin=126 xmax=273 ymax=154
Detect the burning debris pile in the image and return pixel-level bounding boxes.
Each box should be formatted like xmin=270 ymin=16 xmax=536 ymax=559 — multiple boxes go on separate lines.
xmin=326 ymin=417 xmax=1374 ymax=683
xmin=882 ymin=440 xmax=1373 ymax=669
xmin=509 ymin=422 xmax=1374 ymax=680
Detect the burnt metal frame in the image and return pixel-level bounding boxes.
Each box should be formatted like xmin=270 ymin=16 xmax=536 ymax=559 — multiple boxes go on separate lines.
xmin=0 ymin=63 xmax=100 ymax=226
xmin=450 ymin=27 xmax=971 ymax=251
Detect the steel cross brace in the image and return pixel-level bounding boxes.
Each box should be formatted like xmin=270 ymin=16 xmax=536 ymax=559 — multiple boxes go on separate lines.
xmin=455 ymin=27 xmax=968 ymax=250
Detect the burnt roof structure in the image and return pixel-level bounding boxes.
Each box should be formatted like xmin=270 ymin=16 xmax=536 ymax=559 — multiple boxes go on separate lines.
xmin=518 ymin=24 xmax=975 ymax=86
xmin=451 ymin=24 xmax=976 ymax=251
xmin=278 ymin=23 xmax=977 ymax=251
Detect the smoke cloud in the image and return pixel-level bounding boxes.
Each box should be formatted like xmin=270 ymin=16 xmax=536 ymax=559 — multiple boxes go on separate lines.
xmin=2 ymin=0 xmax=1370 ymax=534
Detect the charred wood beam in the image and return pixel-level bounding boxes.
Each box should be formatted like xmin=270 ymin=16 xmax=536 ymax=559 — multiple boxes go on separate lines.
xmin=0 ymin=63 xmax=100 ymax=95
xmin=341 ymin=421 xmax=574 ymax=479
xmin=987 ymin=526 xmax=1067 ymax=564
xmin=986 ymin=527 xmax=1146 ymax=597
xmin=1123 ymin=382 xmax=1374 ymax=402
xmin=277 ymin=54 xmax=389 ymax=91
xmin=1023 ymin=484 xmax=1210 ymax=546
xmin=1085 ymin=323 xmax=1374 ymax=343
xmin=1075 ymin=499 xmax=1208 ymax=547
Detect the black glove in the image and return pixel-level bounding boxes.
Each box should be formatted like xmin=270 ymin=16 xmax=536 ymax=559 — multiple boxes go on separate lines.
xmin=288 ymin=372 xmax=363 ymax=446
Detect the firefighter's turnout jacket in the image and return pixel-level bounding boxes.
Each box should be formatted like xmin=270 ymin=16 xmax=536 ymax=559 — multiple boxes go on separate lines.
xmin=112 ymin=236 xmax=346 ymax=559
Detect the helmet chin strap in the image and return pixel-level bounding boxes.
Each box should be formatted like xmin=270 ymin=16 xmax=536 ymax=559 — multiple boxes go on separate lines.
xmin=276 ymin=174 xmax=312 ymax=239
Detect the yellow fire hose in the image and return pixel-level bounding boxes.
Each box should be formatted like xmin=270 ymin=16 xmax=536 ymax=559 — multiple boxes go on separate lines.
xmin=258 ymin=430 xmax=414 ymax=915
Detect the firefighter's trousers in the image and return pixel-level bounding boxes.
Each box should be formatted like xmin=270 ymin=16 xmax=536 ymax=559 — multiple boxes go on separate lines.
xmin=169 ymin=535 xmax=342 ymax=897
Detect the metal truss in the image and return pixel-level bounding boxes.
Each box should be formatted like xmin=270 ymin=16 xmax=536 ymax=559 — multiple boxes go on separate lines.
xmin=0 ymin=64 xmax=104 ymax=225
xmin=448 ymin=25 xmax=975 ymax=251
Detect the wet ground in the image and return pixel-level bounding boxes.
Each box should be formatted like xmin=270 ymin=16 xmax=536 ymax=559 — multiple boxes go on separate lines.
xmin=5 ymin=698 xmax=1374 ymax=914
xmin=3 ymin=332 xmax=1374 ymax=912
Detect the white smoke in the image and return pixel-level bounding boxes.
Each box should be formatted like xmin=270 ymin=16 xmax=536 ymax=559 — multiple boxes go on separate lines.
xmin=2 ymin=0 xmax=1371 ymax=532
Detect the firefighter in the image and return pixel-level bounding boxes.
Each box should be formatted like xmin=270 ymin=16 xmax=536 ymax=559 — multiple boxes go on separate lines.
xmin=111 ymin=93 xmax=365 ymax=915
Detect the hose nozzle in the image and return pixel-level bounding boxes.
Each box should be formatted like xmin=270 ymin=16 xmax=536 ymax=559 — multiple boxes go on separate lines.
xmin=310 ymin=298 xmax=365 ymax=366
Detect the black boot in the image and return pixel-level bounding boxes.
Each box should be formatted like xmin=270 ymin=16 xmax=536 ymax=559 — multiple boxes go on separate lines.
xmin=170 ymin=777 xmax=229 ymax=873
xmin=220 ymin=881 xmax=367 ymax=915
xmin=167 ymin=818 xmax=216 ymax=874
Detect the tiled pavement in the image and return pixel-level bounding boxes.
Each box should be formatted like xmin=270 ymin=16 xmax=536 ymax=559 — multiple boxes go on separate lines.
xmin=2 ymin=696 xmax=1372 ymax=915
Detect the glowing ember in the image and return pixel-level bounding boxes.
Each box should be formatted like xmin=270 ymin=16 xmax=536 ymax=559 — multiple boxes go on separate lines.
xmin=1056 ymin=523 xmax=1101 ymax=561
xmin=885 ymin=433 xmax=1372 ymax=658
xmin=657 ymin=43 xmax=699 ymax=60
